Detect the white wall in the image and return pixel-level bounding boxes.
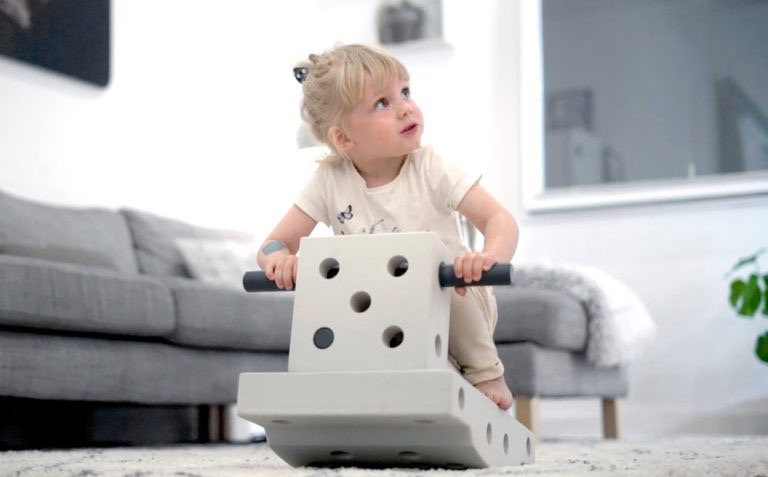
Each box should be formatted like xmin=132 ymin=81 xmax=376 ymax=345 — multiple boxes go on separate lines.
xmin=0 ymin=0 xmax=507 ymax=239
xmin=1 ymin=0 xmax=380 ymax=235
xmin=1 ymin=0 xmax=767 ymax=437
xmin=517 ymin=196 xmax=768 ymax=434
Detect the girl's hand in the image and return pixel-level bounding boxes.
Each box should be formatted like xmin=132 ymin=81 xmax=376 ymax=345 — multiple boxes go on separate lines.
xmin=263 ymin=253 xmax=299 ymax=290
xmin=453 ymin=252 xmax=497 ymax=297
xmin=256 ymin=205 xmax=318 ymax=291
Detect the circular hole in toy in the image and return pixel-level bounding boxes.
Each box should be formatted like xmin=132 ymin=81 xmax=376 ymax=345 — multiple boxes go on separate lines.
xmin=486 ymin=423 xmax=493 ymax=444
xmin=503 ymin=434 xmax=509 ymax=454
xmin=271 ymin=419 xmax=290 ymax=424
xmin=382 ymin=326 xmax=404 ymax=348
xmin=329 ymin=450 xmax=354 ymax=461
xmin=387 ymin=255 xmax=409 ymax=277
xmin=398 ymin=451 xmax=421 ymax=462
xmin=434 ymin=334 xmax=442 ymax=357
xmin=458 ymin=388 xmax=465 ymax=410
xmin=313 ymin=327 xmax=334 ymax=349
xmin=350 ymin=291 xmax=371 ymax=313
xmin=319 ymin=258 xmax=340 ymax=279
xmin=526 ymin=437 xmax=532 ymax=457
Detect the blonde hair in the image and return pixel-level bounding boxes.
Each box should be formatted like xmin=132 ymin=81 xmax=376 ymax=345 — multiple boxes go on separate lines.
xmin=295 ymin=44 xmax=409 ymax=161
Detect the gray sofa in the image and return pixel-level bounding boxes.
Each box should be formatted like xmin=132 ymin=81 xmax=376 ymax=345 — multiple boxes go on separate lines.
xmin=0 ymin=188 xmax=626 ymax=448
xmin=0 ymin=189 xmax=293 ymax=447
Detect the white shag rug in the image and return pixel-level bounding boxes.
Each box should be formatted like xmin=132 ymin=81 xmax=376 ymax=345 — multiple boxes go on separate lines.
xmin=3 ymin=436 xmax=767 ymax=477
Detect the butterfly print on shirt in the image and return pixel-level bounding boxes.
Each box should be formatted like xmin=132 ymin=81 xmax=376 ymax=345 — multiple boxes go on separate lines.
xmin=336 ymin=205 xmax=353 ymax=224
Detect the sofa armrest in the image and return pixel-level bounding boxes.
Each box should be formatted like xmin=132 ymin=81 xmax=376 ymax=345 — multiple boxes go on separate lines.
xmin=494 ymin=287 xmax=588 ymax=352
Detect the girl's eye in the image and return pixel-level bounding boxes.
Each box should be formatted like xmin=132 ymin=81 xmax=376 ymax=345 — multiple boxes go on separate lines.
xmin=374 ymin=98 xmax=388 ymax=110
xmin=401 ymin=87 xmax=411 ymax=99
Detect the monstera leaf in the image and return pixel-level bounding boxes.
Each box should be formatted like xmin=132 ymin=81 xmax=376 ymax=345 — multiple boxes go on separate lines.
xmin=730 ymin=274 xmax=764 ymax=317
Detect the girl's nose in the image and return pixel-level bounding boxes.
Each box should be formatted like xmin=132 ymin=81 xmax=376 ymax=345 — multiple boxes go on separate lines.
xmin=398 ymin=100 xmax=413 ymax=118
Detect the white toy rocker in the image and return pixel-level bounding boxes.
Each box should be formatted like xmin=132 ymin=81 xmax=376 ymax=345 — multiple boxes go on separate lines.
xmin=237 ymin=232 xmax=535 ymax=469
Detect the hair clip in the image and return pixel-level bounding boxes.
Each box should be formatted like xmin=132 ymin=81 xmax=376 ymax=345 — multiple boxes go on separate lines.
xmin=293 ymin=67 xmax=308 ymax=84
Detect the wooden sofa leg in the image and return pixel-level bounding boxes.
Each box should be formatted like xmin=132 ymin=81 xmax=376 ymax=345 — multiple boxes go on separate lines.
xmin=515 ymin=395 xmax=540 ymax=440
xmin=601 ymin=398 xmax=620 ymax=439
xmin=215 ymin=404 xmax=229 ymax=442
xmin=199 ymin=404 xmax=229 ymax=442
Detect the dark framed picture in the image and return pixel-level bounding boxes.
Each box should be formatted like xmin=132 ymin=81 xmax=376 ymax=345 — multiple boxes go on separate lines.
xmin=0 ymin=0 xmax=111 ymax=87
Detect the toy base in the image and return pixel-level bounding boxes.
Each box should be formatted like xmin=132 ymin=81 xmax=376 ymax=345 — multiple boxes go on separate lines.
xmin=237 ymin=369 xmax=535 ymax=469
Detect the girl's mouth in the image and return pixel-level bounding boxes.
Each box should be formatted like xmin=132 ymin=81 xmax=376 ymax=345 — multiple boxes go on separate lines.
xmin=401 ymin=123 xmax=419 ymax=134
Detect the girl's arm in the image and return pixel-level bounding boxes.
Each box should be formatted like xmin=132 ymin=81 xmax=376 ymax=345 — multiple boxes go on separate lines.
xmin=455 ymin=183 xmax=519 ymax=289
xmin=257 ymin=205 xmax=318 ymax=290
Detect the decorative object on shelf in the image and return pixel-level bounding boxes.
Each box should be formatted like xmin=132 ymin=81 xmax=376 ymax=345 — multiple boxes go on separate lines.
xmin=0 ymin=0 xmax=110 ymax=87
xmin=727 ymin=247 xmax=768 ymax=364
xmin=546 ymin=88 xmax=593 ymax=132
xmin=377 ymin=0 xmax=442 ymax=46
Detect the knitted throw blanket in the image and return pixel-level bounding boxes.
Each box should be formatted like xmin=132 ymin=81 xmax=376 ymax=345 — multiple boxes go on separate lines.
xmin=511 ymin=263 xmax=656 ymax=367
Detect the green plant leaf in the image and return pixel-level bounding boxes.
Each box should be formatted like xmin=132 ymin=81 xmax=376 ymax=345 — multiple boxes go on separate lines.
xmin=737 ymin=274 xmax=762 ymax=317
xmin=756 ymin=332 xmax=768 ymax=364
xmin=730 ymin=279 xmax=746 ymax=308
xmin=763 ymin=275 xmax=768 ymax=317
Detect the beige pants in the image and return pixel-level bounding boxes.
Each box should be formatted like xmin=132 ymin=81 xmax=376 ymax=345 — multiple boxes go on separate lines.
xmin=447 ymin=286 xmax=504 ymax=385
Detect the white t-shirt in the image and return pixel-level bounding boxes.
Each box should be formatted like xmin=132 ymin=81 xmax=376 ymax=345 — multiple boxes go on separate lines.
xmin=295 ymin=146 xmax=479 ymax=256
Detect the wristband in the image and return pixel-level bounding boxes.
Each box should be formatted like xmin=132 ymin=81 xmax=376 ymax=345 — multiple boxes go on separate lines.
xmin=262 ymin=240 xmax=288 ymax=255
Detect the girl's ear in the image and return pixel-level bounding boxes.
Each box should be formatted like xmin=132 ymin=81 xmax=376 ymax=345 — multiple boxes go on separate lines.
xmin=328 ymin=126 xmax=354 ymax=152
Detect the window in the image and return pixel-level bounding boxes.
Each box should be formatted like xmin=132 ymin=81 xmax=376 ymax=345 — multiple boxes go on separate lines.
xmin=520 ymin=0 xmax=768 ymax=212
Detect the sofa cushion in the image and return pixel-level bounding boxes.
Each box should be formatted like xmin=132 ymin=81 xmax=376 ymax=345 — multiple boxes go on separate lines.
xmin=164 ymin=278 xmax=292 ymax=352
xmin=0 ymin=254 xmax=175 ymax=337
xmin=0 ymin=189 xmax=139 ymax=274
xmin=0 ymin=330 xmax=287 ymax=404
xmin=175 ymin=238 xmax=260 ymax=289
xmin=0 ymin=243 xmax=117 ymax=270
xmin=493 ymin=287 xmax=588 ymax=352
xmin=122 ymin=209 xmax=258 ymax=278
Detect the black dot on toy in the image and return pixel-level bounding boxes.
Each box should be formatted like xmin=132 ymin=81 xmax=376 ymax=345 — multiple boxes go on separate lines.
xmin=383 ymin=326 xmax=404 ymax=348
xmin=387 ymin=255 xmax=409 ymax=277
xmin=350 ymin=291 xmax=371 ymax=312
xmin=319 ymin=258 xmax=340 ymax=279
xmin=313 ymin=327 xmax=334 ymax=349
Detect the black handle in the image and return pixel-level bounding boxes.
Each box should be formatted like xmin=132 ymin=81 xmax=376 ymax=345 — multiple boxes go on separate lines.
xmin=243 ymin=271 xmax=283 ymax=292
xmin=438 ymin=262 xmax=513 ymax=288
xmin=243 ymin=263 xmax=513 ymax=292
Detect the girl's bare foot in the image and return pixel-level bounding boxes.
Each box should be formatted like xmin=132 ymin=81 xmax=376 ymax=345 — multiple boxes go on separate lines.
xmin=475 ymin=375 xmax=514 ymax=410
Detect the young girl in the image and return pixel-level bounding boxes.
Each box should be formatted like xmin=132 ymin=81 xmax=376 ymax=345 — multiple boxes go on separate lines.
xmin=257 ymin=44 xmax=518 ymax=410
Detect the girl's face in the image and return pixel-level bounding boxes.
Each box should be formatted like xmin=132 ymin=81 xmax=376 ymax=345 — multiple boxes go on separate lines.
xmin=341 ymin=74 xmax=423 ymax=163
